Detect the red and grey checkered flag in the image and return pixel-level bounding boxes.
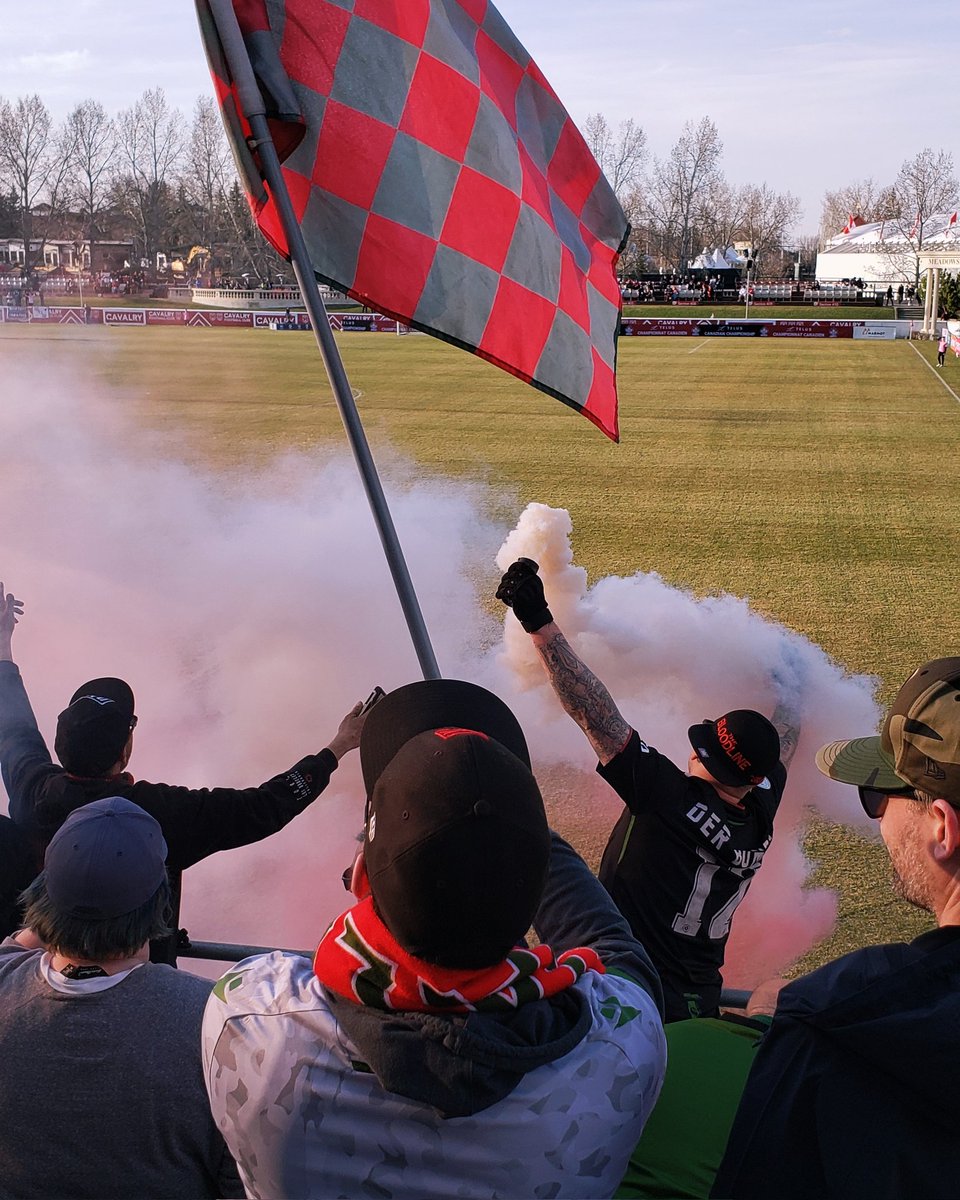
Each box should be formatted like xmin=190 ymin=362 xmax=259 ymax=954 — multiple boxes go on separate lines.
xmin=197 ymin=0 xmax=629 ymax=441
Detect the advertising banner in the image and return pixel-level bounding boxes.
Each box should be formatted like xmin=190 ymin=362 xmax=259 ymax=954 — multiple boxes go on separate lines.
xmin=103 ymin=308 xmax=146 ymax=326
xmin=853 ymin=323 xmax=896 ymax=340
xmin=328 ymin=312 xmax=398 ymax=332
xmin=186 ymin=309 xmax=254 ymax=327
xmin=145 ymin=308 xmax=187 ymax=325
xmin=621 ymin=317 xmax=859 ymax=339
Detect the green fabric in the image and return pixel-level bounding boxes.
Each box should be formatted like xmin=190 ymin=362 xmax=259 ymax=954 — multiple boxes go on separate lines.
xmin=616 ymin=1013 xmax=770 ymax=1199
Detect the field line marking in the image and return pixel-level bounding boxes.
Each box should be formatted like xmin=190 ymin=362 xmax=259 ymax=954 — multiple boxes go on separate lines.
xmin=687 ymin=339 xmax=710 ymax=354
xmin=907 ymin=339 xmax=960 ymax=406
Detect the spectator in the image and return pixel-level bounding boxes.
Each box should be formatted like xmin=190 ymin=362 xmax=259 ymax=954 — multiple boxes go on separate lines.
xmin=938 ymin=328 xmax=948 ymax=367
xmin=0 ymin=815 xmax=33 ymax=939
xmin=886 ymin=284 xmax=894 ymax=306
xmin=0 ymin=583 xmax=368 ymax=958
xmin=202 ymin=679 xmax=667 ymax=1199
xmin=713 ymin=656 xmax=960 ymax=1200
xmin=0 ymin=796 xmax=243 ymax=1198
xmin=897 ymin=283 xmax=905 ymax=304
xmin=497 ymin=559 xmax=800 ymax=1021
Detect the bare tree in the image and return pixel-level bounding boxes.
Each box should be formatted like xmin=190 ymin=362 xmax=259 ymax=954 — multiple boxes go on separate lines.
xmin=176 ymin=95 xmax=235 ymax=277
xmin=0 ymin=94 xmax=73 ymax=276
xmin=737 ymin=183 xmax=802 ymax=271
xmin=645 ymin=117 xmax=723 ymax=272
xmin=699 ymin=178 xmax=748 ymax=258
xmin=114 ymin=87 xmax=184 ymax=269
xmin=582 ymin=113 xmax=647 ymax=200
xmin=886 ymin=148 xmax=958 ymax=283
xmin=66 ymin=99 xmax=116 ymax=268
xmin=820 ymin=177 xmax=886 ymax=241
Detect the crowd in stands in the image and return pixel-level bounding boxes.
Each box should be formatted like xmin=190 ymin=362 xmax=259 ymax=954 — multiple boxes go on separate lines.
xmin=620 ymin=275 xmax=730 ymax=303
xmin=618 ymin=274 xmax=916 ymax=308
xmin=1 ymin=569 xmax=957 ymax=1199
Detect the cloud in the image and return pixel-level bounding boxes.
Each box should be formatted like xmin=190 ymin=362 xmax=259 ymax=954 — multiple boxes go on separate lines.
xmin=11 ymin=50 xmax=91 ymax=76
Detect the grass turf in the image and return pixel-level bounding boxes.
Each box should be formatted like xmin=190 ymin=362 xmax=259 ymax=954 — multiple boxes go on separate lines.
xmin=4 ymin=322 xmax=958 ymax=968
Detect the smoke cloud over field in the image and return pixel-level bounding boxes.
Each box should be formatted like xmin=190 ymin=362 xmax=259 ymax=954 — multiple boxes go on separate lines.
xmin=1 ymin=341 xmax=881 ymax=986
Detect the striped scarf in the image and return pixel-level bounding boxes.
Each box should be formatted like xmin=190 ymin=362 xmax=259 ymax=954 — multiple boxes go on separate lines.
xmin=313 ymin=896 xmax=603 ymax=1014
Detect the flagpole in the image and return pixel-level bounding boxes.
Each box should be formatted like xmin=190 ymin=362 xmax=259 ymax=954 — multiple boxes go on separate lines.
xmin=207 ymin=0 xmax=440 ymax=681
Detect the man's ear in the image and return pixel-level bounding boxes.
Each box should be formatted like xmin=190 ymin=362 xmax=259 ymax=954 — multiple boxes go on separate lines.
xmin=350 ymin=850 xmax=371 ymax=899
xmin=931 ymin=800 xmax=960 ymax=861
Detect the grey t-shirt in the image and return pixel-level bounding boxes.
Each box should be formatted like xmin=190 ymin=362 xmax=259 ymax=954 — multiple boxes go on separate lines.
xmin=0 ymin=940 xmax=242 ymax=1199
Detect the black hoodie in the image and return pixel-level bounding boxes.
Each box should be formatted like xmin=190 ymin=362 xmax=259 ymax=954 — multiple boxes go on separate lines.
xmin=712 ymin=924 xmax=960 ymax=1200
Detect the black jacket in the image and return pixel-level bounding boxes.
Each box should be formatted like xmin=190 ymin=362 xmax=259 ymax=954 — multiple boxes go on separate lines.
xmin=712 ymin=924 xmax=960 ymax=1200
xmin=0 ymin=660 xmax=338 ymax=873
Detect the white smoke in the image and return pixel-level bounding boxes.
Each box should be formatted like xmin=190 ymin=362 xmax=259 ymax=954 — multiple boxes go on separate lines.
xmin=1 ymin=339 xmax=882 ymax=986
xmin=484 ymin=502 xmax=881 ymax=985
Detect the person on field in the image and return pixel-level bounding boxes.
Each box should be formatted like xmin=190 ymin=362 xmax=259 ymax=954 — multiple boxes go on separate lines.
xmin=713 ymin=656 xmax=960 ymax=1200
xmin=202 ymin=679 xmax=667 ymax=1199
xmin=0 ymin=797 xmax=243 ymax=1198
xmin=497 ymin=558 xmax=800 ymax=1022
xmin=938 ymin=328 xmax=948 ymax=367
xmin=0 ymin=582 xmax=369 ymax=958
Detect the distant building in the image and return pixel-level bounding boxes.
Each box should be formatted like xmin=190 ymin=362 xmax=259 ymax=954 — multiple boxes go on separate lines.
xmin=0 ymin=237 xmax=134 ymax=276
xmin=815 ymin=213 xmax=959 ymax=284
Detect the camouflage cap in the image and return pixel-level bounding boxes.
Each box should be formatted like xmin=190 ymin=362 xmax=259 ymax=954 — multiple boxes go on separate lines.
xmin=816 ymin=658 xmax=960 ymax=799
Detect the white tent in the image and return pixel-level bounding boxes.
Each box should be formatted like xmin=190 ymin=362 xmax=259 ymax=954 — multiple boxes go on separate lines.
xmin=815 ymin=213 xmax=959 ymax=283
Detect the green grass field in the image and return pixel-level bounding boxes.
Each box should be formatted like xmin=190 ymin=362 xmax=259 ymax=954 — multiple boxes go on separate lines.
xmin=3 ymin=321 xmax=958 ymax=968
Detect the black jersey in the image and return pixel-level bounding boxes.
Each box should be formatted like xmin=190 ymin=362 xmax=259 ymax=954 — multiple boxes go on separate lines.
xmin=598 ymin=731 xmax=785 ymax=1020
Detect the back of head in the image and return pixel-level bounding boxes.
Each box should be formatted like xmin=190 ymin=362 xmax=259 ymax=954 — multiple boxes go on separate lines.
xmin=22 ymin=796 xmax=169 ymax=959
xmin=55 ymin=677 xmax=136 ymax=777
xmin=360 ymin=680 xmax=550 ymax=969
xmin=818 ymin=657 xmax=960 ymax=800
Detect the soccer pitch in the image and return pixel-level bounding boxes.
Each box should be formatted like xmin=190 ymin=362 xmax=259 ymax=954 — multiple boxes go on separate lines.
xmin=3 ymin=323 xmax=958 ymax=964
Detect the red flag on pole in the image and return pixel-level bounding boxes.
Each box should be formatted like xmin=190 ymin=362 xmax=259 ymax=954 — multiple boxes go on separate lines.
xmin=196 ymin=0 xmax=629 ymax=441
xmin=949 ymin=211 xmax=958 ymax=227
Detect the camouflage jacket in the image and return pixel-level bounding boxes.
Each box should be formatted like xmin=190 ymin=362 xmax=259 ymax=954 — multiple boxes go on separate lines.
xmin=202 ymin=833 xmax=667 ymax=1199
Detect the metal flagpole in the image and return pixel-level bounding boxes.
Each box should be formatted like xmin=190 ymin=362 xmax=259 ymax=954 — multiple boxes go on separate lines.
xmin=207 ymin=0 xmax=440 ymax=680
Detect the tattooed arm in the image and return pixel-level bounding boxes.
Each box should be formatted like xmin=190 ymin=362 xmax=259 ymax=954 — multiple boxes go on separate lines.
xmin=771 ymin=699 xmax=801 ymax=769
xmin=769 ymin=642 xmax=805 ymax=769
xmin=530 ymin=623 xmax=632 ymax=765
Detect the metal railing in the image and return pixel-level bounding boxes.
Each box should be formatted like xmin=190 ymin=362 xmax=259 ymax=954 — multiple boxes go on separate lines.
xmin=176 ymin=935 xmax=752 ymax=1009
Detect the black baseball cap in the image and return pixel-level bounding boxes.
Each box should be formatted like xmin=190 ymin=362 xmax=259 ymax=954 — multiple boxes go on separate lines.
xmin=688 ymin=709 xmax=781 ymax=789
xmin=55 ymin=678 xmax=135 ymax=777
xmin=817 ymin=657 xmax=960 ymax=799
xmin=360 ymin=680 xmax=550 ymax=969
xmin=43 ymin=797 xmax=167 ymax=920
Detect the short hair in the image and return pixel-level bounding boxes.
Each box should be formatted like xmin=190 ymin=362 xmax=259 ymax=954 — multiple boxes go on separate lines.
xmin=20 ymin=875 xmax=172 ymax=961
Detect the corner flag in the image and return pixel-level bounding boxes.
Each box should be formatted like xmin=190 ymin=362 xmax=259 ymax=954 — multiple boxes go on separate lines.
xmin=196 ymin=0 xmax=629 ymax=441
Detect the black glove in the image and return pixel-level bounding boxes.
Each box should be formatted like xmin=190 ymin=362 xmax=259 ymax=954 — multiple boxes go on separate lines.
xmin=496 ymin=558 xmax=554 ymax=633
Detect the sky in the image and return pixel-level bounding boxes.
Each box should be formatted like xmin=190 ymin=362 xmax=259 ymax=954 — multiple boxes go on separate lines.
xmin=0 ymin=1 xmax=956 ymax=236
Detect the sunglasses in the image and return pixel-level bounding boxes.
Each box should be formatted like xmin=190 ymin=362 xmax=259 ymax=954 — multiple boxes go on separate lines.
xmin=858 ymin=785 xmax=916 ymax=819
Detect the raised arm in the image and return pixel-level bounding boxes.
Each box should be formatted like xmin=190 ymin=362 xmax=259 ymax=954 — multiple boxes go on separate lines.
xmin=769 ymin=641 xmax=805 ymax=769
xmin=0 ymin=583 xmax=24 ymax=664
xmin=771 ymin=699 xmax=801 ymax=768
xmin=497 ymin=559 xmax=631 ymax=765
